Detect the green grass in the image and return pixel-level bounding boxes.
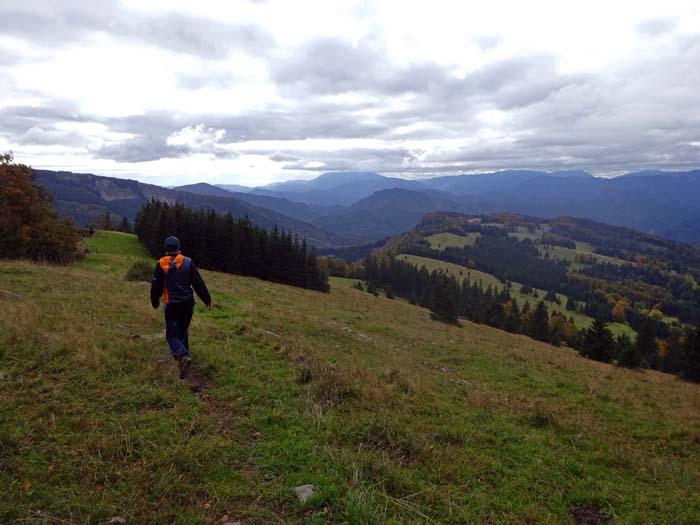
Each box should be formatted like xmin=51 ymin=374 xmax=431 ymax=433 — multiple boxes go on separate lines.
xmin=426 ymin=232 xmax=480 ymax=251
xmin=1 ymin=234 xmax=697 ymax=523
xmin=75 ymin=230 xmax=153 ymax=277
xmin=539 ymin=245 xmax=628 ymax=268
xmin=329 ymin=276 xmax=364 ymax=289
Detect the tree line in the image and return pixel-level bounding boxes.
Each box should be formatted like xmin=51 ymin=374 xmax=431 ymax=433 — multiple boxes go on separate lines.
xmin=134 ymin=200 xmax=329 ymax=292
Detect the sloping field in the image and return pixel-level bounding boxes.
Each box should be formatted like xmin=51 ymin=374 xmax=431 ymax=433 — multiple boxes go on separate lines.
xmin=1 ymin=232 xmax=698 ymax=523
xmin=426 ymin=232 xmax=481 ymax=251
xmin=396 ymin=254 xmax=634 ymax=337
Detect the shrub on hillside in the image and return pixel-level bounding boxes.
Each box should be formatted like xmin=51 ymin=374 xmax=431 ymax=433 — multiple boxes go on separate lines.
xmin=126 ymin=260 xmax=153 ymax=282
xmin=0 ymin=153 xmax=82 ymax=263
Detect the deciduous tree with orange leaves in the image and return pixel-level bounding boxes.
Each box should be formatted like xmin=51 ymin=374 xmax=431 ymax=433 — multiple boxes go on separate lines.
xmin=0 ymin=153 xmax=82 ymax=263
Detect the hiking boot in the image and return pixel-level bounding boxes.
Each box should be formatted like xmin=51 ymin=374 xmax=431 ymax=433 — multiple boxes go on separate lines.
xmin=178 ymin=356 xmax=192 ymax=379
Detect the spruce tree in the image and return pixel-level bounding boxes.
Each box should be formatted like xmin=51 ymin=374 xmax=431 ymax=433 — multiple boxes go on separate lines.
xmin=615 ymin=333 xmax=644 ymax=369
xmin=636 ymin=316 xmax=659 ymax=368
xmin=530 ymin=301 xmax=550 ymax=342
xmin=430 ymin=274 xmax=459 ymax=325
xmin=579 ymin=318 xmax=616 ymax=362
xmin=682 ymin=327 xmax=700 ymax=382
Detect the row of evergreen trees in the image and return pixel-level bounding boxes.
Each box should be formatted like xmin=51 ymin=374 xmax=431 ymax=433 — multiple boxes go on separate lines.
xmin=358 ymin=255 xmax=700 ymax=382
xmin=134 ymin=200 xmax=329 ymax=292
xmin=362 ymin=254 xmax=576 ymax=341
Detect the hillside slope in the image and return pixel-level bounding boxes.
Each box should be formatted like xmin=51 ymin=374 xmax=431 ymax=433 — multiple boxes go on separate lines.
xmin=1 ymin=233 xmax=700 ymax=524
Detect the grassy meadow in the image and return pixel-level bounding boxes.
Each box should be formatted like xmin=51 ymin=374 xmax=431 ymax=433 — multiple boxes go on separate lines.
xmin=426 ymin=232 xmax=481 ymax=251
xmin=1 ymin=232 xmax=698 ymax=523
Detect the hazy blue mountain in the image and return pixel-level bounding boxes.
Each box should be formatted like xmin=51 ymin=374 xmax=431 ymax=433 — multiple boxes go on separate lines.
xmin=658 ymin=214 xmax=700 ymax=244
xmin=215 ymin=183 xmax=253 ymax=193
xmin=252 ymin=171 xmax=428 ymax=205
xmin=34 ymin=170 xmax=348 ymax=248
xmin=309 ymin=188 xmax=464 ymax=244
xmin=172 ymin=182 xmax=235 ymax=197
xmin=422 ymin=169 xmax=593 ymax=195
xmin=260 ymin=172 xmax=387 ymax=192
xmin=619 ymin=169 xmax=700 ymax=178
xmin=467 ymin=171 xmax=700 ymax=236
xmin=227 ymin=192 xmax=341 ymax=223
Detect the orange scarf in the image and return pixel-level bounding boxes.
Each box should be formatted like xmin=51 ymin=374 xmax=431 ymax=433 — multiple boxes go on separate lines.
xmin=158 ymin=254 xmax=185 ymax=304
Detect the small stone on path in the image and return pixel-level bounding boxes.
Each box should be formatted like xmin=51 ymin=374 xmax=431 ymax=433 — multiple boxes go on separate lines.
xmin=293 ymin=484 xmax=315 ymax=503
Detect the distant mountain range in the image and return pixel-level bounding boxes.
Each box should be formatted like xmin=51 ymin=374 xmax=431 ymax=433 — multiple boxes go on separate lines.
xmin=36 ymin=168 xmax=700 ymax=247
xmin=36 ymin=170 xmax=347 ymax=248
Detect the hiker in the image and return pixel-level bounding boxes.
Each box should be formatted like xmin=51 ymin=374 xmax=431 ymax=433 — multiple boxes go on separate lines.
xmin=150 ymin=236 xmax=211 ymax=379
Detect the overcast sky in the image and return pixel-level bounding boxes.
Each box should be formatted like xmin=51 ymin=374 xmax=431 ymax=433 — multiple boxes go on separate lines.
xmin=1 ymin=0 xmax=699 ymax=186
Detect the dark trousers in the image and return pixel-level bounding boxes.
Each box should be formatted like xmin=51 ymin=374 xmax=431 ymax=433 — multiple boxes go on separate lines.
xmin=164 ymin=302 xmax=194 ymax=359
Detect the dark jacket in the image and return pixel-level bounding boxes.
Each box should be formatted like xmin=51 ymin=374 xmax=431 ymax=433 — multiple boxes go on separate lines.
xmin=150 ymin=254 xmax=211 ymax=309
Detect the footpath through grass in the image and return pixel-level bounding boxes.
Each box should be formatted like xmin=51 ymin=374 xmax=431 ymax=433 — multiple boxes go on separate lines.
xmin=1 ymin=231 xmax=699 ymax=523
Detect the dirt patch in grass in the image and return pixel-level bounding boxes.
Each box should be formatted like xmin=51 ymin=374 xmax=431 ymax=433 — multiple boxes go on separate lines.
xmin=569 ymin=504 xmax=612 ymax=525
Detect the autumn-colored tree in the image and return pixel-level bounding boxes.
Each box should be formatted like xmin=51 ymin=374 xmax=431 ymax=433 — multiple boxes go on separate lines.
xmin=97 ymin=211 xmax=113 ymax=230
xmin=550 ymin=312 xmax=577 ymax=347
xmin=612 ymin=299 xmax=628 ymax=323
xmin=0 ymin=154 xmax=81 ymax=263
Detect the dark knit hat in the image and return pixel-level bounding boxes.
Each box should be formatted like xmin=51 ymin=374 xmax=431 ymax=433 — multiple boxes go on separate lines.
xmin=164 ymin=236 xmax=180 ymax=254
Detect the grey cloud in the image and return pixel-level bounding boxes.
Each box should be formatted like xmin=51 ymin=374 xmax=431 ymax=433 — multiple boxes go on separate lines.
xmin=637 ymin=18 xmax=676 ymax=36
xmin=0 ymin=0 xmax=272 ymax=58
xmin=268 ymin=152 xmax=299 ymax=162
xmin=94 ymin=135 xmax=189 ymax=163
xmin=17 ymin=127 xmax=87 ymax=146
xmin=272 ymin=38 xmax=573 ymax=121
xmin=0 ymin=103 xmax=88 ymax=137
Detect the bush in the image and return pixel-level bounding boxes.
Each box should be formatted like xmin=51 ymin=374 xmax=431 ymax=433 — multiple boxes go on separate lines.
xmin=126 ymin=260 xmax=153 ymax=282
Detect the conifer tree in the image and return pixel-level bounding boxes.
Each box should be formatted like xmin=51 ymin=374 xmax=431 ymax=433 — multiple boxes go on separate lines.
xmin=615 ymin=333 xmax=644 ymax=369
xmin=579 ymin=318 xmax=616 ymax=362
xmin=636 ymin=316 xmax=659 ymax=368
xmin=430 ymin=273 xmax=459 ymax=325
xmin=682 ymin=327 xmax=700 ymax=382
xmin=529 ymin=301 xmax=550 ymax=342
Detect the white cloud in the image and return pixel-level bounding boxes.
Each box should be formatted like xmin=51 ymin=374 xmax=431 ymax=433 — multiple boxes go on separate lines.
xmin=167 ymin=125 xmax=226 ymax=148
